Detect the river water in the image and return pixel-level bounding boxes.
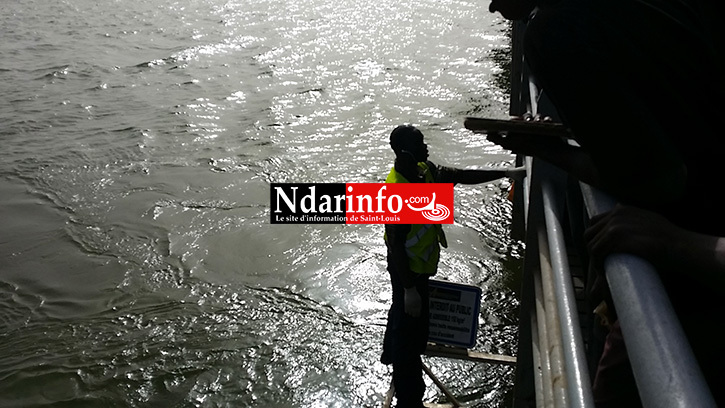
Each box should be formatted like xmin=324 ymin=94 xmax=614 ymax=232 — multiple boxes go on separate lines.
xmin=0 ymin=0 xmax=521 ymax=406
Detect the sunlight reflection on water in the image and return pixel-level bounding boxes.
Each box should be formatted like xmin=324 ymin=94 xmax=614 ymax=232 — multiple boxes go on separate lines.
xmin=0 ymin=0 xmax=518 ymax=406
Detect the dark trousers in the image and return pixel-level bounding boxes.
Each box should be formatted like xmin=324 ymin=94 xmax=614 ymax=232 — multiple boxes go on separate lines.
xmin=382 ymin=264 xmax=430 ymax=408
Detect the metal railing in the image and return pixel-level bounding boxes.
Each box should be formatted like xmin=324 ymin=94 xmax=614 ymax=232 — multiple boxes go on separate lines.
xmin=507 ymin=15 xmax=717 ymax=408
xmin=511 ymin=153 xmax=716 ymax=408
xmin=580 ymin=185 xmax=716 ymax=408
xmin=511 ymin=157 xmax=595 ymax=408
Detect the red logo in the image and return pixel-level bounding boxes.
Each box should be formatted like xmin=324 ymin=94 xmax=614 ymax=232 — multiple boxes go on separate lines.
xmin=270 ymin=183 xmax=454 ymax=224
xmin=344 ymin=183 xmax=454 ymax=224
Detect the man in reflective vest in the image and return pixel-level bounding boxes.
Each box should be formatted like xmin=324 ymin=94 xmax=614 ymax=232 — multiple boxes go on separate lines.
xmin=381 ymin=124 xmax=524 ymax=407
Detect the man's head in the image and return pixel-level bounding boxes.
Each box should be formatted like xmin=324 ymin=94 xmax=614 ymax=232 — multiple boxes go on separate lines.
xmin=390 ymin=125 xmax=429 ymax=163
xmin=489 ymin=0 xmax=536 ymax=20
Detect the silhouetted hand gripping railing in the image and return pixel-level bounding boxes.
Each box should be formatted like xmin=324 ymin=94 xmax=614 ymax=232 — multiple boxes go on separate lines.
xmin=580 ymin=184 xmax=716 ymax=408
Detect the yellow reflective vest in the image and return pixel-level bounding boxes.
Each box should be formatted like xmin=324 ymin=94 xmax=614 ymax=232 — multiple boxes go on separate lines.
xmin=384 ymin=162 xmax=448 ymax=275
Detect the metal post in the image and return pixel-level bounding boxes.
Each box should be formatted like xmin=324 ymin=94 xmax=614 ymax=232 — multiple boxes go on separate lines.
xmin=541 ymin=179 xmax=595 ymax=408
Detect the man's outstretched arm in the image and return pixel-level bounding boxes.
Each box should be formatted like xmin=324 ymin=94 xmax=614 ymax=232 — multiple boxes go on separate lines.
xmin=433 ymin=162 xmax=525 ymax=185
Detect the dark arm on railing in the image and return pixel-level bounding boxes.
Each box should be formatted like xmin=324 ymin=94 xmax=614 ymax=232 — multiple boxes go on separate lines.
xmin=581 ymin=185 xmax=718 ymax=408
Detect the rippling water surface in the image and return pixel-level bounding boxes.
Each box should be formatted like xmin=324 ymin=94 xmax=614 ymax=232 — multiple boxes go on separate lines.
xmin=0 ymin=0 xmax=520 ymax=406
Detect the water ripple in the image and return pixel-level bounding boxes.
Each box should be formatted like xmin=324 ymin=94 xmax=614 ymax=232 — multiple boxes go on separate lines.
xmin=0 ymin=0 xmax=516 ymax=406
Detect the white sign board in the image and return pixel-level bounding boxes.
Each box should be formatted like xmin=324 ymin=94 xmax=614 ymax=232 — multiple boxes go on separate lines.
xmin=428 ymin=279 xmax=482 ymax=349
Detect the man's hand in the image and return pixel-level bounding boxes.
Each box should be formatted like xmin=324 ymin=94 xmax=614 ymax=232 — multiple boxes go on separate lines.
xmin=504 ymin=166 xmax=527 ymax=182
xmin=487 ymin=130 xmax=603 ymax=189
xmin=404 ymin=287 xmax=422 ymax=318
xmin=583 ymin=205 xmax=679 ymax=307
xmin=584 ymin=204 xmax=676 ymax=266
